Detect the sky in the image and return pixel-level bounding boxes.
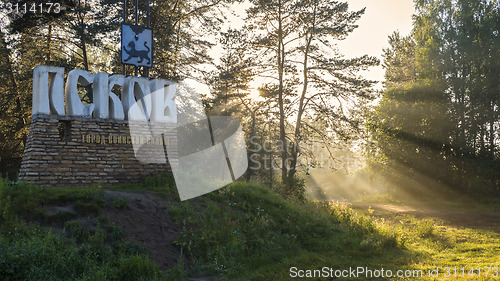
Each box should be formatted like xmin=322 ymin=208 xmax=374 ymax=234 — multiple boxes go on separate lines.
xmin=336 ymin=0 xmax=415 ymax=88
xmin=225 ymin=0 xmax=415 ymax=90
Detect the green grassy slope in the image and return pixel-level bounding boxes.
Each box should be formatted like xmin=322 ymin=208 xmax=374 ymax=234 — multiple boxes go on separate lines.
xmin=4 ymin=175 xmax=497 ymax=280
xmin=171 ymin=182 xmax=408 ymax=280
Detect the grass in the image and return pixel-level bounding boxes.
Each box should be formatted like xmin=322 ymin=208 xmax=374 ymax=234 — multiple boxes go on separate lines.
xmin=169 ymin=182 xmax=411 ymax=280
xmin=354 ymin=206 xmax=500 ymax=280
xmin=0 ymin=178 xmax=184 ymax=281
xmin=1 ymin=175 xmax=499 ymax=280
xmin=0 ymin=220 xmax=167 ymax=281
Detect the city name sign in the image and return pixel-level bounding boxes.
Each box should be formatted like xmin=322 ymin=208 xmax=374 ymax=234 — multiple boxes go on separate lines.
xmin=32 ymin=65 xmax=177 ymax=123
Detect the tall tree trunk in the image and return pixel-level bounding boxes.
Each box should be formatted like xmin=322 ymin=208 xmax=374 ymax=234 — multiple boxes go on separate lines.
xmin=1 ymin=35 xmax=25 ymax=145
xmin=288 ymin=12 xmax=315 ymax=184
xmin=277 ymin=0 xmax=287 ymax=185
xmin=3 ymin=42 xmax=21 ymax=118
xmin=81 ymin=41 xmax=89 ymax=71
xmin=47 ymin=24 xmax=52 ymax=61
xmin=245 ymin=111 xmax=257 ymax=181
xmin=288 ymin=38 xmax=310 ymax=183
xmin=77 ymin=0 xmax=89 ymax=71
xmin=489 ymin=100 xmax=495 ymax=159
xmin=480 ymin=124 xmax=486 ymax=156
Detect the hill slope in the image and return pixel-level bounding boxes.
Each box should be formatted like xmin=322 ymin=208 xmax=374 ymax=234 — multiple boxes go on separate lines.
xmin=0 ymin=175 xmax=408 ymax=280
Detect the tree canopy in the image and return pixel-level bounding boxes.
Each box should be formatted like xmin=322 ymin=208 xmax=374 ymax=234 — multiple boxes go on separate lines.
xmin=371 ymin=0 xmax=500 ymax=198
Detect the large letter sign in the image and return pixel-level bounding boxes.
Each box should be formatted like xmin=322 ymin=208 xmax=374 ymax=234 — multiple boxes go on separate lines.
xmin=32 ymin=65 xmax=65 ymax=115
xmin=65 ymin=69 xmax=95 ymax=116
xmin=93 ymin=72 xmax=110 ymax=119
xmin=32 ymin=66 xmax=177 ymax=123
xmin=123 ymin=76 xmax=151 ymax=121
xmin=108 ymin=75 xmax=125 ymax=120
xmin=150 ymin=79 xmax=177 ymax=123
xmin=129 ymin=82 xmax=248 ymax=200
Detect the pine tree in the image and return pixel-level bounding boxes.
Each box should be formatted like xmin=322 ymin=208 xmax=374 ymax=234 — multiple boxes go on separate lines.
xmin=246 ymin=0 xmax=378 ymax=192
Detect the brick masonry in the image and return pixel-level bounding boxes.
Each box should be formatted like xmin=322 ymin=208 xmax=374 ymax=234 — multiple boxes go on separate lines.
xmin=19 ymin=114 xmax=178 ymax=187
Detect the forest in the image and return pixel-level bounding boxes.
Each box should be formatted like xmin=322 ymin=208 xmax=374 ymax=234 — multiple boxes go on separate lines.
xmin=0 ymin=0 xmax=498 ymax=199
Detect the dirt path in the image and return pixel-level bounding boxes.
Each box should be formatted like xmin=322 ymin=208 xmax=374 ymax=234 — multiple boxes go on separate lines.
xmin=350 ymin=202 xmax=500 ymax=231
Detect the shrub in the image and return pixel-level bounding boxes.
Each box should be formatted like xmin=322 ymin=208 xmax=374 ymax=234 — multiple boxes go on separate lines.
xmin=114 ymin=254 xmax=162 ymax=281
xmin=111 ymin=196 xmax=129 ymax=210
xmin=415 ymin=219 xmax=435 ymax=238
xmin=274 ymin=176 xmax=306 ymax=201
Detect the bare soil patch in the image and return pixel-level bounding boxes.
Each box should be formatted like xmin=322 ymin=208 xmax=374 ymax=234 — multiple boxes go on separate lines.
xmin=36 ymin=190 xmax=183 ymax=270
xmin=102 ymin=190 xmax=182 ymax=270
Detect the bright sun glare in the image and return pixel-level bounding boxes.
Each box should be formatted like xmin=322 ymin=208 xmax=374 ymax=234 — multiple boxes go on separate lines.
xmin=248 ymin=88 xmax=261 ymax=100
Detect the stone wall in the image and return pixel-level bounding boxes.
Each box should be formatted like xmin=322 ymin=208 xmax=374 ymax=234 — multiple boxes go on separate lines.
xmin=19 ymin=114 xmax=177 ymax=187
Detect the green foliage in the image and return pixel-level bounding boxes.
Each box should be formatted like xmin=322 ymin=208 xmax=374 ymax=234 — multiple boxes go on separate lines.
xmin=110 ymin=196 xmax=129 ymax=210
xmin=112 ymin=254 xmax=162 ymax=281
xmin=274 ymin=176 xmax=306 ymax=201
xmin=0 ymin=33 xmax=31 ymax=179
xmin=205 ymin=29 xmax=254 ymax=116
xmin=370 ymin=0 xmax=500 ymax=199
xmin=0 ymin=181 xmax=178 ymax=281
xmin=163 ymin=249 xmax=187 ymax=281
xmin=0 ymin=176 xmax=407 ymax=280
xmin=360 ymin=207 xmax=500 ymax=275
xmin=414 ymin=219 xmax=435 ymax=238
xmin=164 ymin=201 xmax=197 ymax=225
xmin=149 ymin=0 xmax=227 ymax=80
xmin=143 ymin=173 xmax=176 ymax=190
xmin=0 ymin=227 xmax=95 ymax=280
xmin=0 ymin=0 xmax=228 ymax=176
xmin=0 ymin=225 xmax=164 ymax=281
xmin=0 ymin=180 xmax=104 ymax=223
xmin=233 ymin=0 xmax=380 ymax=192
xmin=44 ymin=210 xmax=78 ymax=224
xmin=174 ymin=182 xmax=405 ymax=279
xmin=114 ymin=239 xmax=145 ymax=257
xmin=12 ymin=175 xmax=496 ymax=280
xmin=114 ymin=172 xmax=177 ymax=196
xmin=75 ymin=200 xmax=100 ymax=215
xmin=64 ymin=221 xmax=88 ymax=243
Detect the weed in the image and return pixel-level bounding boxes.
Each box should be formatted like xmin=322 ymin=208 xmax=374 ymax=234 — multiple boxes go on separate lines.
xmin=415 ymin=218 xmax=435 ymax=238
xmin=44 ymin=210 xmax=78 ymax=224
xmin=64 ymin=220 xmax=88 ymax=243
xmin=111 ymin=196 xmax=129 ymax=210
xmin=114 ymin=254 xmax=163 ymax=281
xmin=76 ymin=200 xmax=100 ymax=215
xmin=164 ymin=249 xmax=187 ymax=280
xmin=116 ymin=239 xmax=145 ymax=256
xmin=107 ymin=225 xmax=123 ymax=241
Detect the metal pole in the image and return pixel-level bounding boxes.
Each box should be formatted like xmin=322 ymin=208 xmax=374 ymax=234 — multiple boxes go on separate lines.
xmin=146 ymin=0 xmax=150 ymax=78
xmin=134 ymin=0 xmax=138 ymax=76
xmin=134 ymin=0 xmax=138 ymax=25
xmin=122 ymin=0 xmax=127 ymax=75
xmin=147 ymin=0 xmax=150 ymax=28
xmin=123 ymin=0 xmax=127 ymax=23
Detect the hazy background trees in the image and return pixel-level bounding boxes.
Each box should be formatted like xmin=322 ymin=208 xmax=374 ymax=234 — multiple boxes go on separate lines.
xmin=370 ymin=0 xmax=500 ymax=199
xmin=1 ymin=0 xmax=497 ymax=200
